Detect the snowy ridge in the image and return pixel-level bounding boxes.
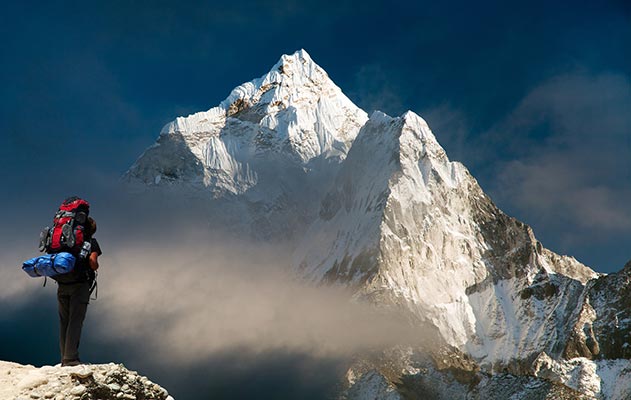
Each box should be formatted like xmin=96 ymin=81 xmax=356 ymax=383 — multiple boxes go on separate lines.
xmin=296 ymin=112 xmax=402 ymax=285
xmin=295 ymin=111 xmax=470 ymax=284
xmin=296 ymin=108 xmax=598 ymax=362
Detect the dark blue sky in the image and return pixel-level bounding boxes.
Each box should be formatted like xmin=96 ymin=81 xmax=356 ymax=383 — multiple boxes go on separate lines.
xmin=1 ymin=0 xmax=629 ymax=272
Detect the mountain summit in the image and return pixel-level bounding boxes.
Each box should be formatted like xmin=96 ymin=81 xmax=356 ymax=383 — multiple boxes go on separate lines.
xmin=125 ymin=49 xmax=367 ymax=197
xmin=126 ymin=50 xmax=631 ymax=399
xmin=125 ymin=49 xmax=367 ymax=239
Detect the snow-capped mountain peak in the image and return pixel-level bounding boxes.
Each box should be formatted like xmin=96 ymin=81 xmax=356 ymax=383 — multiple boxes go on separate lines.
xmin=159 ymin=49 xmax=332 ymax=136
xmin=125 ymin=50 xmax=630 ymax=398
xmin=126 ymin=49 xmax=367 ymax=199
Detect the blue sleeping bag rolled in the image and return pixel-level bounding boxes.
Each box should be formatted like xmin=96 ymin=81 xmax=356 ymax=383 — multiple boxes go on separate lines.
xmin=22 ymin=252 xmax=76 ymax=277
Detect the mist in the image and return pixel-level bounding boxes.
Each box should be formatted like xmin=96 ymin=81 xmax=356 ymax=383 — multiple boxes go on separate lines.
xmin=0 ymin=182 xmax=425 ymax=398
xmin=95 ymin=237 xmax=420 ymax=361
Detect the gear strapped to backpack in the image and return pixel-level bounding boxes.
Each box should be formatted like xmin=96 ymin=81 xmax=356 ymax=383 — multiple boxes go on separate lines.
xmin=23 ymin=196 xmax=96 ymax=285
xmin=40 ymin=196 xmax=90 ymax=256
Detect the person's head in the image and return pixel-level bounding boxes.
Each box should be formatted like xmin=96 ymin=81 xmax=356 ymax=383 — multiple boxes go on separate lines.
xmin=86 ymin=217 xmax=97 ymax=236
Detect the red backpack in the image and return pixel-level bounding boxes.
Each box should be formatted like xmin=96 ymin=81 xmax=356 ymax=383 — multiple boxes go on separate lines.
xmin=40 ymin=196 xmax=90 ymax=255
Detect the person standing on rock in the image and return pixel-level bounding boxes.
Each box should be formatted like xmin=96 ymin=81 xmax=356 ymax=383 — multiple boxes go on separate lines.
xmin=56 ymin=216 xmax=102 ymax=366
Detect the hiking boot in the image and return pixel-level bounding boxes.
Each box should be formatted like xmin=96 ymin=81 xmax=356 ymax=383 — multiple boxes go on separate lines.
xmin=62 ymin=359 xmax=81 ymax=367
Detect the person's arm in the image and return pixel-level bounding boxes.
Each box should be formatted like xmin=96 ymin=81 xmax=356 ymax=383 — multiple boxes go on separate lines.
xmin=89 ymin=252 xmax=99 ymax=271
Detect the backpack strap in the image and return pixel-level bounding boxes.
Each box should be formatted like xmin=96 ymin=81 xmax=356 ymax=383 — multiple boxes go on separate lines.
xmin=89 ymin=273 xmax=98 ymax=301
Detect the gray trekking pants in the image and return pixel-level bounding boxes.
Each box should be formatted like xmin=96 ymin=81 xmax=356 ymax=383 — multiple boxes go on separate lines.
xmin=57 ymin=281 xmax=91 ymax=362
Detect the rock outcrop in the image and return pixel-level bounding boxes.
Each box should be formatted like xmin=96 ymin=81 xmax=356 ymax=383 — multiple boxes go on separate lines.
xmin=0 ymin=361 xmax=172 ymax=400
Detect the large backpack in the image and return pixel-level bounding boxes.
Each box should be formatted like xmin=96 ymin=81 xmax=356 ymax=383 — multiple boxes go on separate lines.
xmin=40 ymin=196 xmax=90 ymax=256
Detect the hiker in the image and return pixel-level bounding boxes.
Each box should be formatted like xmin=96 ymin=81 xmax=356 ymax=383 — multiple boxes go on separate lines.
xmin=21 ymin=197 xmax=103 ymax=366
xmin=56 ymin=216 xmax=102 ymax=366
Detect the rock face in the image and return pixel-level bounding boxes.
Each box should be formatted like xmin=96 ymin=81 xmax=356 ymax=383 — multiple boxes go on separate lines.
xmin=563 ymin=261 xmax=631 ymax=361
xmin=0 ymin=361 xmax=172 ymax=400
xmin=126 ymin=49 xmax=631 ymax=399
xmin=339 ymin=348 xmax=612 ymax=400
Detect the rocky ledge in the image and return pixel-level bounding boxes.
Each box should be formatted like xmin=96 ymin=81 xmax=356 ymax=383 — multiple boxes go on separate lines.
xmin=0 ymin=361 xmax=172 ymax=400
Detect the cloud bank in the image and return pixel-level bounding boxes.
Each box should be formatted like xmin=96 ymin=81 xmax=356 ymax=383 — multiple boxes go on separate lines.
xmin=92 ymin=234 xmax=424 ymax=365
